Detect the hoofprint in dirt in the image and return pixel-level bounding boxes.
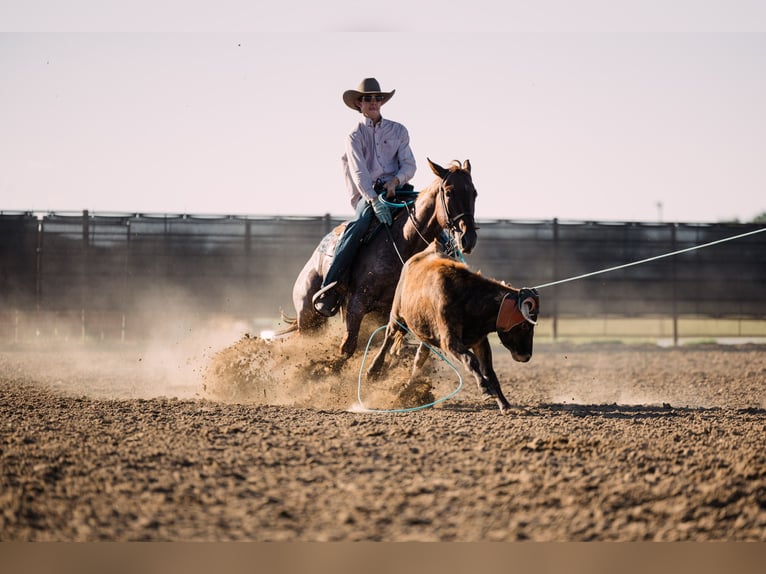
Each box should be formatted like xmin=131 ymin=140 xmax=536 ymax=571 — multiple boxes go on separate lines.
xmin=0 ymin=341 xmax=764 ymax=541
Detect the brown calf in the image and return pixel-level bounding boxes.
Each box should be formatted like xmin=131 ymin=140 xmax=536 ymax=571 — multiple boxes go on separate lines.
xmin=367 ymin=244 xmax=539 ymax=412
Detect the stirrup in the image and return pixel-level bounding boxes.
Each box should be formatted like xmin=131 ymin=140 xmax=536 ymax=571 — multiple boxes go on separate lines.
xmin=312 ymin=281 xmax=340 ymax=317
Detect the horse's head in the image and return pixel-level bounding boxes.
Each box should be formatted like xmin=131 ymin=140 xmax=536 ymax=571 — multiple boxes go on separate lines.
xmin=428 ymin=158 xmax=478 ymax=254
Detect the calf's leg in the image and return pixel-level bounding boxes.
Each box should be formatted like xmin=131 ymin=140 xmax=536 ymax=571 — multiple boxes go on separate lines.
xmin=367 ymin=321 xmax=403 ymax=380
xmin=443 ymin=335 xmax=509 ymax=413
xmin=410 ymin=342 xmax=431 ymax=380
xmin=471 ymin=338 xmax=511 ymax=411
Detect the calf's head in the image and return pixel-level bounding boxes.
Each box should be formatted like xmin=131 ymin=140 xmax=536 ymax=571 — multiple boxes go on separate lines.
xmin=496 ymin=288 xmax=540 ymax=362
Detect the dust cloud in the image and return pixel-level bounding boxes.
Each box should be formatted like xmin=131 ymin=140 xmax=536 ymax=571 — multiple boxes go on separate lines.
xmin=202 ymin=319 xmax=456 ymax=411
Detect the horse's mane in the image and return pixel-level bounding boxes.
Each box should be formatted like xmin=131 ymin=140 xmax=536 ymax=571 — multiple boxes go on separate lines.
xmin=445 ymin=160 xmax=467 ymax=172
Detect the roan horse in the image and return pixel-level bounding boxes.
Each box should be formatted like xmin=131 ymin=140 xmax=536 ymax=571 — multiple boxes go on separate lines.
xmin=279 ymin=158 xmax=479 ymax=360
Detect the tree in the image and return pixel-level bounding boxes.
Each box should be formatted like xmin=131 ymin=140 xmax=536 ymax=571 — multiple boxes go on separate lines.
xmin=752 ymin=211 xmax=766 ymax=224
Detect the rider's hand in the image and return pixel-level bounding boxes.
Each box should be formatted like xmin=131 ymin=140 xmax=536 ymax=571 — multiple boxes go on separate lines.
xmin=371 ymin=196 xmax=393 ymax=226
xmin=384 ymin=178 xmax=399 ymax=199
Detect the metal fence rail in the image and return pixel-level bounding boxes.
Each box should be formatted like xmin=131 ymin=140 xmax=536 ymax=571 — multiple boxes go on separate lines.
xmin=1 ymin=211 xmax=764 ymax=343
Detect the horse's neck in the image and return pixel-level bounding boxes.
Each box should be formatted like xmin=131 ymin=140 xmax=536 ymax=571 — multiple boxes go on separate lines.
xmin=400 ymin=185 xmax=441 ymax=249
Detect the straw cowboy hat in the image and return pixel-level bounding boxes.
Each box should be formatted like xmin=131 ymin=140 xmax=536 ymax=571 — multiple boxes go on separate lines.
xmin=342 ymin=78 xmax=396 ymax=111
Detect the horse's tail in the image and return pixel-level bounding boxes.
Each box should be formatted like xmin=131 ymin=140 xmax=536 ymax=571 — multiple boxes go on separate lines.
xmin=272 ymin=309 xmax=299 ymax=336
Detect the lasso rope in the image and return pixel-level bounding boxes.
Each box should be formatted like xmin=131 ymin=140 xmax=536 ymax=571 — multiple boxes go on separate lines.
xmin=532 ymin=226 xmax=766 ymax=290
xmin=356 ymin=324 xmax=464 ymax=413
xmin=378 ymin=190 xmax=419 ymax=209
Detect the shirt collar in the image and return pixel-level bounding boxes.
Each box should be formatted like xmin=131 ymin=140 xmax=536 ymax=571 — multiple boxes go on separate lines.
xmin=363 ymin=116 xmax=385 ymax=128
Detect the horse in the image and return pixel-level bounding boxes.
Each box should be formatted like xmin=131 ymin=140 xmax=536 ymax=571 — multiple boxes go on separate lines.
xmin=278 ymin=158 xmax=479 ymax=360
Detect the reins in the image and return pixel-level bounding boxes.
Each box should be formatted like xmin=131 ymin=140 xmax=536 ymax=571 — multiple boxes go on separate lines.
xmin=378 ymin=173 xmax=468 ymax=265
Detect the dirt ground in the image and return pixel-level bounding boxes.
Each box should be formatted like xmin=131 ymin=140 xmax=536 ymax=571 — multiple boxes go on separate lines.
xmin=1 ymin=325 xmax=764 ymax=541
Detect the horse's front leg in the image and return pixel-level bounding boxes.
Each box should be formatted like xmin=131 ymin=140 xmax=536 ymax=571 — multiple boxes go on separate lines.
xmin=339 ymin=298 xmax=367 ymax=359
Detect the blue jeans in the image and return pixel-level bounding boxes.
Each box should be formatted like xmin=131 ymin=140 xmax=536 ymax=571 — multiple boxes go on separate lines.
xmin=322 ymin=199 xmax=375 ymax=288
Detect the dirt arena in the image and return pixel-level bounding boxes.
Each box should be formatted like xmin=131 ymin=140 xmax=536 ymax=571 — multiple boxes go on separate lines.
xmin=1 ymin=323 xmax=764 ymax=541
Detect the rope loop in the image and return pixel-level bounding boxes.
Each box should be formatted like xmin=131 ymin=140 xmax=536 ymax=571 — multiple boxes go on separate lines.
xmin=356 ymin=324 xmax=463 ymax=413
xmin=378 ymin=190 xmax=419 ymax=209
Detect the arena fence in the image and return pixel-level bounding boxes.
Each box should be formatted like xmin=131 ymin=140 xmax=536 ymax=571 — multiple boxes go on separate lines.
xmin=1 ymin=211 xmax=764 ymax=344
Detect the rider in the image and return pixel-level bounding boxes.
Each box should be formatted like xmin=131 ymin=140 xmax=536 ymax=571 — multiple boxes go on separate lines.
xmin=312 ymin=77 xmax=417 ymax=317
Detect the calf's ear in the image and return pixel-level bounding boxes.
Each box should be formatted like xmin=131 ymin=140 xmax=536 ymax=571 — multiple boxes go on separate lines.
xmin=463 ymin=159 xmax=471 ymax=173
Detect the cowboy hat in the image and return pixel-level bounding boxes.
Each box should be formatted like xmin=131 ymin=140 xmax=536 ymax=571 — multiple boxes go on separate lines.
xmin=342 ymin=78 xmax=395 ymax=112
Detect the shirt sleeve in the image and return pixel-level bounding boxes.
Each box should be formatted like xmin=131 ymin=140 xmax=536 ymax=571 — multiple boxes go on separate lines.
xmin=394 ymin=125 xmax=417 ymax=186
xmin=345 ymin=128 xmax=377 ymax=203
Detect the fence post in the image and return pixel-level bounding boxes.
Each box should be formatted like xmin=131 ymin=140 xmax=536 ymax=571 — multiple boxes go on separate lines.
xmin=552 ymin=218 xmax=559 ymax=342
xmin=245 ymin=219 xmax=252 ymax=256
xmin=35 ymin=217 xmax=43 ymax=336
xmin=671 ymin=223 xmax=679 ymax=346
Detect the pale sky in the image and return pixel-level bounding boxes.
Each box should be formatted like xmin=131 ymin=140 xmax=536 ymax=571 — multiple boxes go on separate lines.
xmin=1 ymin=2 xmax=765 ymax=223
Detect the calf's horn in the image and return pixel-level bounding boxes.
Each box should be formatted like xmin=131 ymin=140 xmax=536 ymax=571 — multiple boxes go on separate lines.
xmin=520 ymin=297 xmax=538 ymax=325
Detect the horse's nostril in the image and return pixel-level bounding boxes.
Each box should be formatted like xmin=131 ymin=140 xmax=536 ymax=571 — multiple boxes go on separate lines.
xmin=461 ymin=231 xmax=478 ymax=254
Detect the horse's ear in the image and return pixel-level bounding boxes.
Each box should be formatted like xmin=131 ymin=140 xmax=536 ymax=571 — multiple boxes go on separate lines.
xmin=463 ymin=159 xmax=471 ymax=173
xmin=428 ymin=157 xmax=448 ymax=179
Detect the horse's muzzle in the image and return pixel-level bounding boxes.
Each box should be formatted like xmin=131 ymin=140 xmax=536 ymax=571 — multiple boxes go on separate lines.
xmin=459 ymin=226 xmax=478 ymax=254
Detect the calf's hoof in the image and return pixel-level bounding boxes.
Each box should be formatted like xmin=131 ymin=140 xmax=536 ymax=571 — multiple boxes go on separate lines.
xmin=496 ymin=397 xmax=512 ymax=413
xmin=479 ymin=382 xmax=497 ymax=399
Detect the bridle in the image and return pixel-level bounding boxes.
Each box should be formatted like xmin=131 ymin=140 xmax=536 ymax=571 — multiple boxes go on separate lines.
xmin=383 ymin=171 xmax=475 ymax=264
xmin=410 ymin=172 xmax=473 ymax=243
xmin=437 ymin=174 xmax=468 ymax=236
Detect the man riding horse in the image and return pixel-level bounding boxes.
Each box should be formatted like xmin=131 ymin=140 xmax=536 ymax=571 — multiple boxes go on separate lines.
xmin=312 ymin=77 xmax=417 ymax=317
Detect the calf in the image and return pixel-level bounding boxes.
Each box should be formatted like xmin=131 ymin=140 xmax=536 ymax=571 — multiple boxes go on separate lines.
xmin=367 ymin=244 xmax=539 ymax=412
